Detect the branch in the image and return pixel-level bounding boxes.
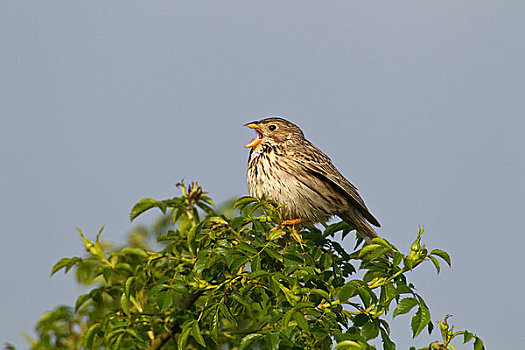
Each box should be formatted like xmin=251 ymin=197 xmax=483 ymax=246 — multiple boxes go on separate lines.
xmin=148 ymin=290 xmax=205 ymax=350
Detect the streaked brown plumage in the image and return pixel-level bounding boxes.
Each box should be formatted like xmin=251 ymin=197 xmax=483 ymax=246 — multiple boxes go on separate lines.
xmin=244 ymin=117 xmax=381 ymax=243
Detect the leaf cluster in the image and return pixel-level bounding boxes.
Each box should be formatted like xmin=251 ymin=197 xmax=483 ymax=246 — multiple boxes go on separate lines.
xmin=22 ymin=183 xmax=483 ymax=350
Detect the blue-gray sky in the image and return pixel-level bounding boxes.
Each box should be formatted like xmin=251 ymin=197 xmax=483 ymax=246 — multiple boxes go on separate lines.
xmin=2 ymin=1 xmax=524 ymax=348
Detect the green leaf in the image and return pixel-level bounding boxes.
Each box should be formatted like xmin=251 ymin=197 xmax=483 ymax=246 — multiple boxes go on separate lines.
xmin=231 ymin=291 xmax=249 ymax=308
xmin=320 ymin=253 xmax=333 ymax=270
xmin=239 ymin=333 xmax=263 ymax=350
xmin=107 ymin=328 xmax=125 ymax=347
xmin=50 ymin=258 xmax=71 ymax=276
xmin=311 ymin=327 xmax=329 ymax=341
xmin=283 ymin=252 xmax=304 ymax=264
xmin=156 ymin=291 xmax=172 ymax=312
xmin=380 ymin=283 xmax=398 ymax=307
xmin=230 ymin=256 xmax=249 ymax=272
xmin=268 ymin=228 xmax=286 ymax=240
xmin=353 ymin=313 xmax=369 ymax=327
xmin=120 ymin=293 xmax=130 ymax=315
xmin=197 ymin=201 xmax=215 ymax=215
xmin=247 ymin=269 xmax=270 ymax=279
xmin=177 ymin=321 xmax=193 ymax=350
xmin=370 ymin=237 xmax=393 ymax=248
xmin=75 ymin=293 xmax=91 ymax=312
xmin=393 ymin=297 xmax=418 ymax=317
xmin=311 ymin=288 xmax=330 ymax=301
xmin=391 ymin=251 xmax=403 ymax=267
xmin=272 ymin=277 xmax=296 ymax=305
xmin=264 ymin=247 xmax=283 ymax=261
xmin=358 ymin=244 xmax=383 ymax=258
xmin=120 ymin=247 xmax=148 ymax=258
xmin=112 ymin=332 xmax=126 ymax=350
xmin=427 ymin=320 xmax=434 ymax=335
xmin=361 ymin=321 xmax=379 ymax=340
xmin=246 ymin=201 xmax=267 ymax=216
xmin=83 ymin=323 xmax=101 ymax=349
xmin=102 ymin=266 xmax=112 ymax=282
xmin=463 ymin=331 xmax=474 ymax=343
xmin=210 ymin=310 xmax=219 ymax=344
xmin=337 ymin=281 xmax=360 ymax=302
xmin=200 ymin=194 xmax=215 ymax=207
xmin=208 ymin=215 xmax=228 ymax=226
xmin=187 ymin=224 xmax=199 ymax=256
xmin=324 ymin=221 xmax=353 ymax=237
xmin=335 ymin=340 xmax=366 ymax=350
xmin=130 ymin=198 xmax=161 ymax=221
xmin=124 ymin=276 xmax=135 ymax=297
xmin=191 ymin=321 xmax=206 ymax=347
xmin=411 ymin=305 xmax=431 ymax=338
xmin=252 ymin=254 xmax=261 ymax=271
xmin=219 ymin=303 xmax=237 ymax=326
xmin=126 ymin=328 xmax=144 ymax=342
xmin=380 ymin=328 xmax=396 ymax=350
xmin=358 ymin=244 xmax=391 ymax=261
xmin=474 ymin=336 xmax=484 ymax=350
xmin=114 ymin=262 xmax=133 ymax=274
xmin=237 ymin=241 xmax=258 ymax=254
xmin=430 ymin=249 xmax=451 ymax=267
xmin=230 ymin=216 xmax=247 ymax=231
xmin=264 ymin=333 xmax=279 ymax=349
xmin=428 ymin=255 xmax=441 ymax=274
xmin=172 ymin=208 xmax=183 ymax=224
xmin=379 ymin=319 xmax=391 ymax=336
xmin=282 ymin=309 xmax=294 ymax=327
xmin=293 ymin=311 xmax=310 ymax=332
xmin=357 ymin=286 xmax=373 ymax=308
xmin=233 ymin=196 xmax=258 ymax=210
xmin=51 ymin=257 xmax=81 ymax=276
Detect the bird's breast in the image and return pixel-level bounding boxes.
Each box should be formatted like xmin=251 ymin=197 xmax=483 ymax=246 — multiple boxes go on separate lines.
xmin=246 ymin=145 xmax=336 ymax=222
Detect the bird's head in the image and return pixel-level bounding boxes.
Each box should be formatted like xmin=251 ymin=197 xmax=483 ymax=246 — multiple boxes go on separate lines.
xmin=244 ymin=117 xmax=304 ymax=148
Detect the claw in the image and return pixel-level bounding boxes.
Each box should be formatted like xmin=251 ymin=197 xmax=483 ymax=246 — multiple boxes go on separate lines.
xmin=281 ymin=218 xmax=308 ymax=226
xmin=269 ymin=218 xmax=308 ymax=233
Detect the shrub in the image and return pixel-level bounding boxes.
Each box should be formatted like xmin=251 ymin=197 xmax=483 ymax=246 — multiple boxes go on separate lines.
xmin=22 ymin=183 xmax=484 ymax=350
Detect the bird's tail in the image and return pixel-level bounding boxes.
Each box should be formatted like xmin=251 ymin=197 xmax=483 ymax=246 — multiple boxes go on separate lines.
xmin=339 ymin=211 xmax=393 ymax=258
xmin=339 ymin=211 xmax=379 ymax=244
xmin=355 ymin=221 xmax=380 ymax=245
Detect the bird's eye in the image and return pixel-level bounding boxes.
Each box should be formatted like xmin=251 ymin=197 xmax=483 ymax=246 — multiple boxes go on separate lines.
xmin=269 ymin=125 xmax=277 ymax=131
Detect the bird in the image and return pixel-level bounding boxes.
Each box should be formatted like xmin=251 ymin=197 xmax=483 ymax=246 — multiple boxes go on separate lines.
xmin=244 ymin=117 xmax=381 ymax=244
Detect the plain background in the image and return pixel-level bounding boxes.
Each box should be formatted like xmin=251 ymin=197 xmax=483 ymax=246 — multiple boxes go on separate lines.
xmin=2 ymin=1 xmax=524 ymax=348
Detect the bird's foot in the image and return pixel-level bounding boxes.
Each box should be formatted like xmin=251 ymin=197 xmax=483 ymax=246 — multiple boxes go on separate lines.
xmin=281 ymin=218 xmax=308 ymax=226
xmin=269 ymin=218 xmax=308 ymax=233
xmin=268 ymin=219 xmax=307 ymax=247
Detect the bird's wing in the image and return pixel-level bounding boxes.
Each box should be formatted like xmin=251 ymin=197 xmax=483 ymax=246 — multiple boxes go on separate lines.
xmin=292 ymin=141 xmax=381 ymax=227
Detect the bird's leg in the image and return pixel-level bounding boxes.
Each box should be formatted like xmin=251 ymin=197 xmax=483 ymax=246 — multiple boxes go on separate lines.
xmin=281 ymin=218 xmax=308 ymax=226
xmin=269 ymin=218 xmax=308 ymax=233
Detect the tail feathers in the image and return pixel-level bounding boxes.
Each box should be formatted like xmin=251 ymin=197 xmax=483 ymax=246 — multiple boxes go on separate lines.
xmin=355 ymin=221 xmax=380 ymax=245
xmin=339 ymin=211 xmax=393 ymax=258
xmin=339 ymin=212 xmax=378 ymax=244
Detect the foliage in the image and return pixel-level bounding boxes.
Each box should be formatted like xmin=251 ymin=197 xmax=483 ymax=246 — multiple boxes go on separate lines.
xmin=20 ymin=183 xmax=483 ymax=350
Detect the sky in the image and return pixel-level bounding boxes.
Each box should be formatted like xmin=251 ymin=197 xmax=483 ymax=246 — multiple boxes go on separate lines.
xmin=1 ymin=1 xmax=524 ymax=348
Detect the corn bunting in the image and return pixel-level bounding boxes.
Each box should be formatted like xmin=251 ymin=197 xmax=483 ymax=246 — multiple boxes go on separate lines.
xmin=245 ymin=117 xmax=381 ymax=243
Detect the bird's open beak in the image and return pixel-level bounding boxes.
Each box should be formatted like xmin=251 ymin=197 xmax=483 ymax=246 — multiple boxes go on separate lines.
xmin=244 ymin=123 xmax=263 ymax=148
